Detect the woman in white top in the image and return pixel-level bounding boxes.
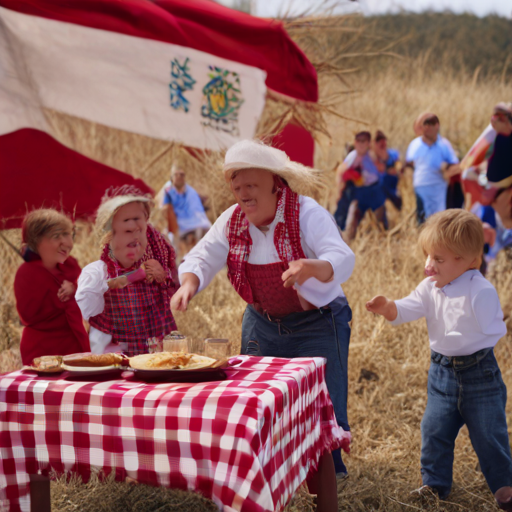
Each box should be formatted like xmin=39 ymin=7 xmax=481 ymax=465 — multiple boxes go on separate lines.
xmin=171 ymin=140 xmax=355 ymax=504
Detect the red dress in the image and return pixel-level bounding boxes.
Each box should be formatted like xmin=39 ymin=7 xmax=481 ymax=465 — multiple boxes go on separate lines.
xmin=14 ymin=256 xmax=90 ymax=365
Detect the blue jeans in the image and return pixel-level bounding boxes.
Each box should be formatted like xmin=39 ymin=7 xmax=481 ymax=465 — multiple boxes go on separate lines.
xmin=353 ymin=182 xmax=386 ymax=215
xmin=421 ymin=349 xmax=512 ymax=498
xmin=415 ymin=183 xmax=447 ymax=219
xmin=241 ymin=297 xmax=352 ymax=431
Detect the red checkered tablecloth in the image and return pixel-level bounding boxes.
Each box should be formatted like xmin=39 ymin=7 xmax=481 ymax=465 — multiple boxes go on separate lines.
xmin=0 ymin=356 xmax=349 ymax=512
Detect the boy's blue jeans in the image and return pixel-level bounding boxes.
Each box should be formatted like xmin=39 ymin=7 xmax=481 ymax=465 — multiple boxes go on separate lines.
xmin=421 ymin=348 xmax=512 ymax=499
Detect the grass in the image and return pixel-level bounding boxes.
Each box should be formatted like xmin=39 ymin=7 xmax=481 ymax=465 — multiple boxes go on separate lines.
xmin=1 ymin=13 xmax=512 ymax=512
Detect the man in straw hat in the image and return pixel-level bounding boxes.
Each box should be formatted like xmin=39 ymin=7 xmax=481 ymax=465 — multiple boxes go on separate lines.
xmin=76 ymin=185 xmax=178 ymax=356
xmin=172 ymin=140 xmax=354 ymax=504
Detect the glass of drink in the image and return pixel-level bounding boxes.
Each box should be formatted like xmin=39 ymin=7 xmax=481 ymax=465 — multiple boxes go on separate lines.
xmin=147 ymin=337 xmax=163 ymax=354
xmin=204 ymin=339 xmax=231 ymax=360
xmin=163 ymin=332 xmax=189 ymax=353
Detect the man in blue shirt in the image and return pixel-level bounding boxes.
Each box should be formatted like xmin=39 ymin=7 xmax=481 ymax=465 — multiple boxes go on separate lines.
xmin=406 ymin=114 xmax=460 ymax=223
xmin=162 ymin=164 xmax=211 ymax=255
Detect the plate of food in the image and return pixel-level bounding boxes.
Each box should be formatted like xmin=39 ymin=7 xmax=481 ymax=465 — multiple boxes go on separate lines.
xmin=128 ymin=351 xmax=229 ymax=382
xmin=61 ymin=353 xmax=128 ymax=380
xmin=25 ymin=355 xmax=66 ymax=375
xmin=25 ymin=353 xmax=128 ymax=380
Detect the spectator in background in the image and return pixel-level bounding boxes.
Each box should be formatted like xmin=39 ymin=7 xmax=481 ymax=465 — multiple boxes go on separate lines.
xmin=406 ymin=113 xmax=460 ymax=223
xmin=486 ymin=103 xmax=512 ymax=258
xmin=488 ymin=103 xmax=512 ymax=192
xmin=338 ymin=131 xmax=387 ymax=240
xmin=162 ymin=164 xmax=212 ymax=256
xmin=373 ymin=130 xmax=402 ymax=211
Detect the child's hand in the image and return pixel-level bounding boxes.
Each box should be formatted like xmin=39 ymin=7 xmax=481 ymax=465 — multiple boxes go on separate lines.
xmin=57 ymin=280 xmax=76 ymax=302
xmin=365 ymin=295 xmax=398 ymax=321
xmin=144 ymin=259 xmax=166 ymax=284
xmin=108 ymin=276 xmax=129 ymax=290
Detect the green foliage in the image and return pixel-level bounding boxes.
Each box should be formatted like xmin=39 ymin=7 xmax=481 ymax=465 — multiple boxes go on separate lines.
xmin=366 ymin=12 xmax=512 ymax=78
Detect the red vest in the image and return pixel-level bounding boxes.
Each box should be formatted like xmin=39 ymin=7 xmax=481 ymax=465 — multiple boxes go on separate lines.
xmin=226 ymin=187 xmax=306 ymax=318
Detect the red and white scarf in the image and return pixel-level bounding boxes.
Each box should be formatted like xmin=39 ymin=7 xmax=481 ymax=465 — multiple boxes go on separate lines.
xmin=226 ymin=186 xmax=306 ymax=303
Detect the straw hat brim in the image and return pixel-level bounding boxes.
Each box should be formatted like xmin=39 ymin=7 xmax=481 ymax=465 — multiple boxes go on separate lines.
xmin=95 ymin=195 xmax=153 ymax=236
xmin=223 ymin=161 xmax=323 ymax=196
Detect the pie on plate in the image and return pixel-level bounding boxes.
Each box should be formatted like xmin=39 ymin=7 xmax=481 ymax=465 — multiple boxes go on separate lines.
xmin=129 ymin=352 xmax=217 ymax=371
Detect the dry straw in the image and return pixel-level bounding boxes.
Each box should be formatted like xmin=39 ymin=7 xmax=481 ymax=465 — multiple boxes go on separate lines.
xmin=0 ymin=11 xmax=511 ymax=512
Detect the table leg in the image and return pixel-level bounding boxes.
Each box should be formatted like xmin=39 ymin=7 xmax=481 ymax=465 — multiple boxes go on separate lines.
xmin=29 ymin=474 xmax=51 ymax=512
xmin=308 ymin=452 xmax=338 ymax=512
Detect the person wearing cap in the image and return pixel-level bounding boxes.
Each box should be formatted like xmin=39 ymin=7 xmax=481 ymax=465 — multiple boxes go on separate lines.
xmin=406 ymin=113 xmax=460 ymax=222
xmin=172 ymin=140 xmax=355 ymax=491
xmin=76 ymin=186 xmax=178 ymax=356
xmin=338 ymin=131 xmax=387 ymax=240
xmin=373 ymin=130 xmax=402 ymax=211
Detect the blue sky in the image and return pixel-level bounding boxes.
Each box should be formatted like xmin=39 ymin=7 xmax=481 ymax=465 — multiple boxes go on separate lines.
xmin=220 ymin=0 xmax=512 ymax=18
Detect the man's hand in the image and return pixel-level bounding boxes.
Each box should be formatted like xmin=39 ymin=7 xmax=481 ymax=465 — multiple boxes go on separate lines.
xmin=57 ymin=280 xmax=76 ymax=302
xmin=442 ymin=163 xmax=461 ymax=180
xmin=144 ymin=259 xmax=166 ymax=284
xmin=282 ymin=259 xmax=334 ymax=289
xmin=365 ymin=295 xmax=398 ymax=321
xmin=282 ymin=260 xmax=311 ymax=288
xmin=170 ymin=273 xmax=200 ymax=312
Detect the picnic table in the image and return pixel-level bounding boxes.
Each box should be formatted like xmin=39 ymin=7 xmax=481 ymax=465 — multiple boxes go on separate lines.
xmin=0 ymin=355 xmax=348 ymax=512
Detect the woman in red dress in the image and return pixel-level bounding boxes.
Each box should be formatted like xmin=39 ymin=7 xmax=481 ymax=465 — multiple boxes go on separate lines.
xmin=14 ymin=209 xmax=90 ymax=365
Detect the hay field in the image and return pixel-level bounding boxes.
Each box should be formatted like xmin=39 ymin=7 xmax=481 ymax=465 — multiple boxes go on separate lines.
xmin=1 ymin=15 xmax=512 ymax=512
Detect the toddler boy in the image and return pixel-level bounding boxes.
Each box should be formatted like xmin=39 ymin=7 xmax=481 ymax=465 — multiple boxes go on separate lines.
xmin=366 ymin=209 xmax=512 ymax=509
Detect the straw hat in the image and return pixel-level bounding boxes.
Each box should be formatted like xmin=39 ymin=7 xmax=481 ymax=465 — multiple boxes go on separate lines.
xmin=223 ymin=140 xmax=321 ymax=195
xmin=94 ymin=185 xmax=153 ymax=237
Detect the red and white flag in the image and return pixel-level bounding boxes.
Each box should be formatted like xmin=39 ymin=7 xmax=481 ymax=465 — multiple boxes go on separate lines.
xmin=0 ymin=0 xmax=318 ymax=226
xmin=0 ymin=0 xmax=317 ymax=151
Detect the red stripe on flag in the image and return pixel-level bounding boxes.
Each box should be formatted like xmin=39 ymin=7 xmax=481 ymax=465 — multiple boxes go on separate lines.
xmin=0 ymin=129 xmax=153 ymax=229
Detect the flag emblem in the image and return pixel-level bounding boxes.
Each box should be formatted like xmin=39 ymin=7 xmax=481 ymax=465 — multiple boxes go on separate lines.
xmin=169 ymin=57 xmax=196 ymax=112
xmin=201 ymin=67 xmax=244 ymax=135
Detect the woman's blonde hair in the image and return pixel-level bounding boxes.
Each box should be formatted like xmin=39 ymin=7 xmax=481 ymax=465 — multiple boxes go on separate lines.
xmin=21 ymin=209 xmax=73 ymax=252
xmin=418 ymin=209 xmax=484 ymax=263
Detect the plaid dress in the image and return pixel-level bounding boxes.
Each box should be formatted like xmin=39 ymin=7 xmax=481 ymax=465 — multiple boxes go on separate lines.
xmin=89 ymin=225 xmax=177 ymax=356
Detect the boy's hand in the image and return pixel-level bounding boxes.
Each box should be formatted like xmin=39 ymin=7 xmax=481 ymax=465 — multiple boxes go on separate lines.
xmin=365 ymin=295 xmax=398 ymax=321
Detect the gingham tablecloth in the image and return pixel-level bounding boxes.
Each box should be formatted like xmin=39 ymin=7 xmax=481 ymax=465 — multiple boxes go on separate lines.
xmin=0 ymin=356 xmax=349 ymax=512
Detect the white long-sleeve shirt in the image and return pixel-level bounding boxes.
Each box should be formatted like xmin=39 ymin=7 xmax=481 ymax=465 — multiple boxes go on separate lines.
xmin=179 ymin=196 xmax=355 ymax=307
xmin=76 ymin=261 xmax=118 ymax=353
xmin=391 ymin=270 xmax=506 ymax=356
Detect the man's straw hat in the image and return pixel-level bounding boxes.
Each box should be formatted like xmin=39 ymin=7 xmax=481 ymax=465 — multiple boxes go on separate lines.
xmin=223 ymin=140 xmax=321 ymax=194
xmin=94 ymin=185 xmax=153 ymax=236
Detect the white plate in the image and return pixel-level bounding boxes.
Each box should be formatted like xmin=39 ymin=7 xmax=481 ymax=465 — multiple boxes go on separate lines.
xmin=129 ymin=353 xmax=216 ymax=371
xmin=61 ymin=364 xmax=122 ymax=372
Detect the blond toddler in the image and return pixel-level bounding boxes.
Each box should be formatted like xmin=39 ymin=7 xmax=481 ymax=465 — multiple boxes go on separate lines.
xmin=366 ymin=209 xmax=512 ymax=509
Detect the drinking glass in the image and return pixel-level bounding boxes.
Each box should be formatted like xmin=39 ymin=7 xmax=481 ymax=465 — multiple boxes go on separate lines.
xmin=163 ymin=334 xmax=189 ymax=353
xmin=204 ymin=339 xmax=231 ymax=360
xmin=147 ymin=337 xmax=163 ymax=354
